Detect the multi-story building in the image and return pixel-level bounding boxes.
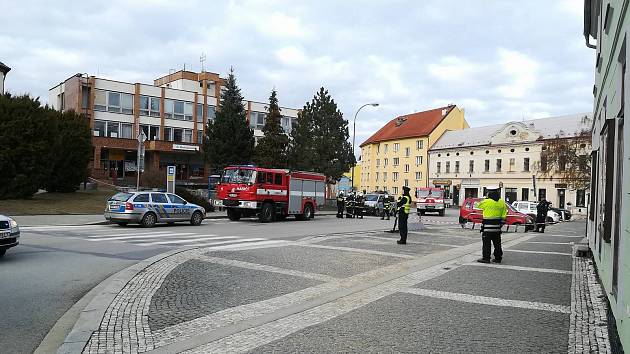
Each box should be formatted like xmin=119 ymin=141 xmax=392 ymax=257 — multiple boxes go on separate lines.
xmin=0 ymin=61 xmax=10 ymax=94
xmin=49 ymin=70 xmax=299 ymax=184
xmin=584 ymin=0 xmax=629 ymax=349
xmin=359 ymin=105 xmax=468 ymax=196
xmin=428 ymin=114 xmax=591 ymax=214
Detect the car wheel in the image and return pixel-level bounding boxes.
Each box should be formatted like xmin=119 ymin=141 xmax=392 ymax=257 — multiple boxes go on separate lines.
xmin=546 ymin=216 xmax=554 ymax=223
xmin=190 ymin=211 xmax=203 ymax=226
xmin=0 ymin=249 xmax=5 ymax=257
xmin=227 ymin=208 xmax=241 ymax=221
xmin=141 ymin=212 xmax=157 ymax=228
xmin=115 ymin=222 xmax=128 ymax=227
xmin=259 ymin=202 xmax=275 ymax=223
xmin=303 ymin=203 xmax=314 ymax=220
xmin=458 ymin=216 xmax=466 ymax=224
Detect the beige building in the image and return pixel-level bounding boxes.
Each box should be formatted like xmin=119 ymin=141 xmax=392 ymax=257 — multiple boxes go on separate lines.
xmin=428 ymin=114 xmax=591 ymax=215
xmin=359 ymin=105 xmax=468 ymax=196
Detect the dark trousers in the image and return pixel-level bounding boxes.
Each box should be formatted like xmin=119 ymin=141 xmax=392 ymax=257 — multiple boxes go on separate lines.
xmin=336 ymin=203 xmax=344 ymax=218
xmin=381 ymin=209 xmax=390 ymax=220
xmin=398 ymin=211 xmax=408 ymax=242
xmin=482 ymin=232 xmax=503 ymax=260
xmin=535 ymin=215 xmax=546 ymax=232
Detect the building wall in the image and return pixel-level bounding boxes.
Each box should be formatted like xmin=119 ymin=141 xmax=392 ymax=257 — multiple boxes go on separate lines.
xmin=587 ymin=0 xmax=630 ymax=347
xmin=0 ymin=72 xmax=5 ymax=93
xmin=359 ymin=107 xmax=468 ymax=196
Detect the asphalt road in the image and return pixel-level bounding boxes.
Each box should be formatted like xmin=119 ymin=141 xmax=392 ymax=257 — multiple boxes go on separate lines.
xmin=0 ymin=213 xmax=401 ymax=354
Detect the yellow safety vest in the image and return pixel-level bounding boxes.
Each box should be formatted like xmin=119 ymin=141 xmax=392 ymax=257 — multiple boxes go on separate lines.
xmin=477 ymin=198 xmax=508 ymax=220
xmin=399 ymin=195 xmax=411 ymax=214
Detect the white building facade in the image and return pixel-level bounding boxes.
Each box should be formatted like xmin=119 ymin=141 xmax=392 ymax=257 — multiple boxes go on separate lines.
xmin=0 ymin=61 xmax=10 ymax=94
xmin=428 ymin=114 xmax=591 ymax=216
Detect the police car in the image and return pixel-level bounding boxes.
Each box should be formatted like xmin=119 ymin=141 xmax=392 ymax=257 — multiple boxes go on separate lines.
xmin=0 ymin=215 xmax=20 ymax=257
xmin=104 ymin=191 xmax=205 ymax=227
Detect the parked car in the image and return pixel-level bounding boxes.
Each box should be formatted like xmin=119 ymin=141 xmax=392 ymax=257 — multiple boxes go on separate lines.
xmin=104 ymin=191 xmax=205 ymax=227
xmin=511 ymin=201 xmax=561 ymax=223
xmin=363 ymin=193 xmax=385 ymax=216
xmin=0 ymin=215 xmax=20 ymax=257
xmin=550 ymin=207 xmax=572 ymax=221
xmin=459 ymin=198 xmax=534 ymax=231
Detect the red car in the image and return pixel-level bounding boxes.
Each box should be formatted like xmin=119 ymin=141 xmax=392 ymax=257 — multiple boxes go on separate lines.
xmin=459 ymin=197 xmax=534 ymax=231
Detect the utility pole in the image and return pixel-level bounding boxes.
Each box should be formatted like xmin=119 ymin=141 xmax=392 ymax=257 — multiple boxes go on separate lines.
xmin=136 ymin=130 xmax=147 ymax=191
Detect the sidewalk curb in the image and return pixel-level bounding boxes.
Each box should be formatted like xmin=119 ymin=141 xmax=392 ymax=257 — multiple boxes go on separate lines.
xmin=52 ymin=248 xmax=191 ymax=354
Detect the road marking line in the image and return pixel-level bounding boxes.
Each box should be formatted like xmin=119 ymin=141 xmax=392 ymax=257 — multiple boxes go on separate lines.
xmin=86 ymin=233 xmax=197 ymax=241
xmin=357 ymin=235 xmax=461 ymax=248
xmin=191 ymin=239 xmax=283 ymax=250
xmin=537 ymin=234 xmax=584 ymax=238
xmin=196 ymin=255 xmax=338 ymax=282
xmin=466 ymin=262 xmax=572 ymax=274
xmin=137 ymin=236 xmax=239 ymax=246
xmin=402 ymin=288 xmax=571 ymax=313
xmin=87 ymin=231 xmax=173 ymax=238
xmin=21 ymin=225 xmax=112 ymax=231
xmin=298 ymin=243 xmax=416 ymax=259
xmin=524 ymin=241 xmax=573 ymax=245
xmin=505 ymin=249 xmax=573 ymax=256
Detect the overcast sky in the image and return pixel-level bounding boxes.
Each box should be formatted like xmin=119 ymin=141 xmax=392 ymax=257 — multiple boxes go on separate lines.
xmin=1 ymin=0 xmax=593 ymax=148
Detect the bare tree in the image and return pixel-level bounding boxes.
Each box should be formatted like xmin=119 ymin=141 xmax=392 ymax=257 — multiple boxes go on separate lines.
xmin=537 ymin=115 xmax=592 ymax=190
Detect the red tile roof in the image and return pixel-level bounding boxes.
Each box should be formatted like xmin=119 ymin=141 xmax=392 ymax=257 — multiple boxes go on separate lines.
xmin=360 ymin=105 xmax=455 ymax=147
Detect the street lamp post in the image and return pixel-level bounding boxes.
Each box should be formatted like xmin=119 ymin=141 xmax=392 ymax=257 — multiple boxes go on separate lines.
xmin=351 ymin=103 xmax=379 ymax=191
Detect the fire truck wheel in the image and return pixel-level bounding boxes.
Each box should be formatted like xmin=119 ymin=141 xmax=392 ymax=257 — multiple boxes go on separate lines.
xmin=227 ymin=208 xmax=241 ymax=221
xmin=259 ymin=202 xmax=275 ymax=223
xmin=301 ymin=203 xmax=314 ymax=221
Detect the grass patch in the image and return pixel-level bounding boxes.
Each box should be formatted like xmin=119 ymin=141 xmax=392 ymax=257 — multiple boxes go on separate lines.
xmin=0 ymin=189 xmax=118 ymax=215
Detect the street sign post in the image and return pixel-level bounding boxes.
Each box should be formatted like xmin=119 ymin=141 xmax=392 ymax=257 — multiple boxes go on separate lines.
xmin=136 ymin=130 xmax=147 ymax=191
xmin=167 ymin=165 xmax=176 ymax=194
xmin=532 ymin=175 xmax=537 ymax=198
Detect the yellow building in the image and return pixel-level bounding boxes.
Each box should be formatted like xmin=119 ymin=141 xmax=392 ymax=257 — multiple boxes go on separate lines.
xmin=359 ymin=105 xmax=468 ymax=196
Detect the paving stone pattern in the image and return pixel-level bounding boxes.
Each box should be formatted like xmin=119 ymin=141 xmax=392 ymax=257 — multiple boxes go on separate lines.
xmin=511 ymin=242 xmax=574 ymax=254
xmin=501 ymin=250 xmax=573 ymax=271
xmin=148 ymin=260 xmax=321 ymax=330
xmin=568 ymin=256 xmax=611 ymax=353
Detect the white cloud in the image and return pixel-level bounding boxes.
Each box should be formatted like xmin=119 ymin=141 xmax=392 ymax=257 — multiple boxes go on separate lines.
xmin=496 ymin=48 xmax=540 ymax=99
xmin=427 ymin=56 xmax=484 ymax=82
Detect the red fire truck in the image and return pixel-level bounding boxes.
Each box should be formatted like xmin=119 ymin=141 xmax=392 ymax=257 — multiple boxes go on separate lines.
xmin=213 ymin=165 xmax=326 ymax=222
xmin=416 ymin=187 xmax=446 ymax=216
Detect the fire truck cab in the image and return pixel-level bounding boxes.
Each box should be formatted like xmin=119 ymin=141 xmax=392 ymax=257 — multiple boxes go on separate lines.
xmin=213 ymin=166 xmax=326 ymax=223
xmin=416 ymin=187 xmax=446 ymax=216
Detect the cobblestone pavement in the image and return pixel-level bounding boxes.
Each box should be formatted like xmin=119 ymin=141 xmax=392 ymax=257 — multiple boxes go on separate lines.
xmin=66 ymin=219 xmax=614 ymax=353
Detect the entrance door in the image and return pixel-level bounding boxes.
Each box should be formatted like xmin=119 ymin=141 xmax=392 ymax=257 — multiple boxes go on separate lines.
xmin=464 ymin=188 xmax=478 ymax=199
xmin=505 ymin=188 xmax=517 ymax=205
xmin=453 ymin=186 xmax=460 ymax=206
xmin=557 ymin=189 xmax=566 ymax=209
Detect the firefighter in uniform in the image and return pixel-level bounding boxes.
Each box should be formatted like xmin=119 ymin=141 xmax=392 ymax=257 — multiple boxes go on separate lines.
xmin=336 ymin=192 xmax=345 ymax=218
xmin=381 ymin=193 xmax=391 ymax=220
xmin=397 ymin=186 xmax=412 ymax=244
xmin=354 ymin=192 xmax=364 ymax=219
xmin=535 ymin=198 xmax=551 ymax=233
xmin=345 ymin=192 xmax=355 ymax=218
xmin=477 ymin=187 xmax=507 ymax=263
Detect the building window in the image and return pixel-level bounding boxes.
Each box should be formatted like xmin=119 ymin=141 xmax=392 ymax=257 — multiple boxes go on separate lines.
xmin=376 ymin=159 xmax=380 ymax=167
xmin=183 ymin=129 xmax=192 ymax=143
xmin=404 ymin=164 xmax=410 ymax=172
xmin=375 ymin=172 xmax=379 ymax=181
xmin=392 ymin=186 xmax=398 ymax=195
xmin=404 ymin=179 xmax=409 ymax=187
xmin=174 ymin=101 xmax=184 ymax=120
xmin=540 ymin=155 xmax=548 ymax=171
xmin=207 ymin=105 xmax=216 ymax=121
xmin=415 ymin=171 xmax=422 ymax=180
xmin=393 ymin=157 xmax=399 ymax=166
xmin=495 ymin=159 xmax=501 ymax=172
xmin=140 ymin=96 xmax=160 ymax=117
xmin=393 ymin=172 xmax=399 ymax=181
xmin=538 ymin=188 xmax=546 ymax=201
xmin=93 ymin=120 xmax=106 ymax=137
xmin=509 ymin=158 xmax=515 ymax=171
xmin=107 ymin=121 xmax=119 ymax=138
xmin=394 ymin=143 xmax=400 ymax=152
xmin=455 ymin=161 xmax=460 ymax=173
xmin=384 ymin=158 xmax=388 ymax=166
xmin=94 ymin=90 xmax=133 ymax=114
xmin=523 ymin=158 xmax=530 ymax=172
xmin=164 ymin=127 xmax=173 ymax=141
xmin=469 ymin=160 xmax=474 ymax=173
xmin=121 ymin=123 xmax=133 ymax=139
xmin=196 ymin=103 xmax=204 ymax=123
xmin=107 ymin=92 xmax=120 ymax=113
xmin=485 ymin=159 xmax=490 ymax=172
xmin=416 ymin=140 xmax=423 ymax=150
xmin=415 ymin=156 xmax=422 ymax=165
xmin=197 ymin=130 xmax=203 ymax=144
xmin=445 ymin=161 xmax=450 ymax=173
xmin=522 ymin=188 xmax=529 ymax=201
xmin=383 ymin=172 xmax=387 ymax=182
xmin=384 ymin=144 xmax=388 ymax=153
xmin=164 ymin=99 xmax=174 ymax=119
xmin=437 ymin=162 xmax=441 ymax=174
xmin=173 ymin=128 xmax=183 ymax=142
xmin=405 ymin=147 xmax=410 ymax=157
xmin=575 ymin=189 xmax=586 ymax=207
xmin=140 ymin=125 xmax=160 ymax=141
xmin=250 ymin=111 xmax=266 ymax=129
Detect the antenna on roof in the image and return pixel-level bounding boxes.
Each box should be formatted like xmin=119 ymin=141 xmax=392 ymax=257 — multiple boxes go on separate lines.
xmin=200 ymin=52 xmax=206 ymax=72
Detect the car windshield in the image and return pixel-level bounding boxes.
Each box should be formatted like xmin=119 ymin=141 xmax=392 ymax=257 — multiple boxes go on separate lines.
xmin=418 ymin=190 xmax=443 ymax=198
xmin=364 ymin=195 xmax=380 ymax=201
xmin=109 ymin=193 xmax=133 ymax=202
xmin=221 ymin=168 xmax=256 ymax=184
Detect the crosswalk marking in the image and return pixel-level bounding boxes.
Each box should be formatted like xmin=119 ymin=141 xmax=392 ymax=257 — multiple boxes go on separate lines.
xmin=132 ymin=236 xmax=238 ymax=246
xmin=86 ymin=231 xmax=174 ymax=238
xmin=140 ymin=237 xmax=267 ymax=247
xmin=86 ymin=233 xmax=196 ymax=241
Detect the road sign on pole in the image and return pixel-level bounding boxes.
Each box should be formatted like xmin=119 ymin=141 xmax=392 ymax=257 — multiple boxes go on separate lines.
xmin=167 ymin=166 xmax=176 ymax=193
xmin=136 ymin=130 xmax=147 ymax=191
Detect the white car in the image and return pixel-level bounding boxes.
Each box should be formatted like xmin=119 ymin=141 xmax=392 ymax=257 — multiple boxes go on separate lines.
xmin=511 ymin=201 xmax=561 ymax=223
xmin=0 ymin=215 xmax=20 ymax=257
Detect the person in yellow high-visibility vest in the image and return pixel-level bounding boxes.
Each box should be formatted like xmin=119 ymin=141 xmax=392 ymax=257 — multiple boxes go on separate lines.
xmin=477 ymin=187 xmax=508 ymax=263
xmin=397 ymin=186 xmax=412 ymax=244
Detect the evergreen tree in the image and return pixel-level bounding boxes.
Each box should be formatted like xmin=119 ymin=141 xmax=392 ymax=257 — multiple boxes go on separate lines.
xmin=0 ymin=93 xmax=55 ymax=198
xmin=203 ymin=68 xmax=254 ymax=172
xmin=44 ymin=109 xmax=92 ymax=192
xmin=289 ymin=88 xmax=355 ymax=183
xmin=254 ymin=89 xmax=288 ymax=168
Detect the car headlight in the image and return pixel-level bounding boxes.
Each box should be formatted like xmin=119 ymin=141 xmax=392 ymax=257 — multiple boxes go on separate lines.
xmin=9 ymin=219 xmax=18 ymax=228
